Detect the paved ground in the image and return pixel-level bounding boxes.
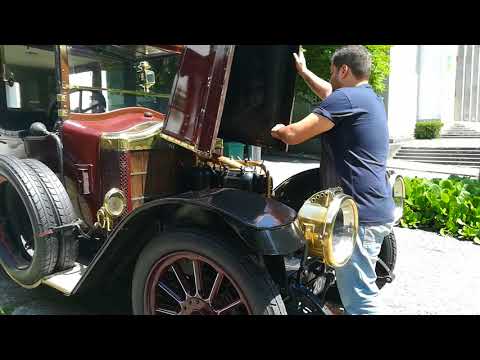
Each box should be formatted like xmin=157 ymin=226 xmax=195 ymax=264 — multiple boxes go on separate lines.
xmin=380 ymin=227 xmax=480 ymax=315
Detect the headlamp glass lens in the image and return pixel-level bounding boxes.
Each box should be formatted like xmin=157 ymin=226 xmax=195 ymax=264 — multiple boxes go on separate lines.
xmin=331 ymin=200 xmax=356 ymax=266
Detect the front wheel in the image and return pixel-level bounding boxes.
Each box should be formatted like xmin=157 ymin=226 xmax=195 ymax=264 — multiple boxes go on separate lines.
xmin=325 ymin=230 xmax=397 ymax=306
xmin=375 ymin=231 xmax=397 ymax=289
xmin=132 ymin=230 xmax=287 ymax=315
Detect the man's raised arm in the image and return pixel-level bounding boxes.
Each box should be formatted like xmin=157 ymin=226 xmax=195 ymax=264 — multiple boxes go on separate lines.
xmin=294 ymin=50 xmax=333 ymax=100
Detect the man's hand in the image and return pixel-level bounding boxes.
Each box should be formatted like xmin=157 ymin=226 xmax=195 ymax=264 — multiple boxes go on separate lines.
xmin=293 ymin=50 xmax=307 ymax=76
xmin=294 ymin=48 xmax=333 ymax=100
xmin=271 ymin=124 xmax=286 ymax=140
xmin=271 ymin=114 xmax=334 ymax=146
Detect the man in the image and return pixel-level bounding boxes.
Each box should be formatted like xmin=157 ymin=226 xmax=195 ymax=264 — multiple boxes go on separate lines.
xmin=271 ymin=45 xmax=395 ymax=315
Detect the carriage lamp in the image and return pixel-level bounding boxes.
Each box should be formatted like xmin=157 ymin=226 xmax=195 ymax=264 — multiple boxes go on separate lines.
xmin=387 ymin=171 xmax=405 ymax=225
xmin=297 ymin=188 xmax=359 ymax=268
xmin=103 ymin=188 xmax=127 ymax=218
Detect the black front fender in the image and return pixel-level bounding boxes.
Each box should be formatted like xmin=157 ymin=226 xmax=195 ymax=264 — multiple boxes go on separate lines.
xmin=273 ymin=168 xmax=321 ymax=212
xmin=72 ymin=188 xmax=305 ymax=294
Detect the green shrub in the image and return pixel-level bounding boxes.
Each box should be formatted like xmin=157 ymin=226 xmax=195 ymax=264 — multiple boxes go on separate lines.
xmin=401 ymin=176 xmax=480 ymax=244
xmin=414 ymin=120 xmax=444 ymax=139
xmin=295 ymin=45 xmax=392 ymax=103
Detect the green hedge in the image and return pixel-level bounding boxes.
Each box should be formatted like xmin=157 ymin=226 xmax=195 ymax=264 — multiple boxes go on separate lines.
xmin=414 ymin=120 xmax=444 ymax=139
xmin=401 ymin=176 xmax=480 ymax=244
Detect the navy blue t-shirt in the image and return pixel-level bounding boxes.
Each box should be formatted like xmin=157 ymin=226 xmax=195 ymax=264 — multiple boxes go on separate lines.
xmin=312 ymin=84 xmax=394 ymax=225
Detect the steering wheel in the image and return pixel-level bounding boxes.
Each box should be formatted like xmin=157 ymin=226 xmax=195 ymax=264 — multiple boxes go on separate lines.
xmin=70 ymin=89 xmax=107 ymax=114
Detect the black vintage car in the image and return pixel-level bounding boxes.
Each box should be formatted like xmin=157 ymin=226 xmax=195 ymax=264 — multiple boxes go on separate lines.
xmin=0 ymin=45 xmax=404 ymax=314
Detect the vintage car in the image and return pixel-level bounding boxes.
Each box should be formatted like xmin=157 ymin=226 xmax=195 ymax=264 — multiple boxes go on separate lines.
xmin=0 ymin=45 xmax=404 ymax=315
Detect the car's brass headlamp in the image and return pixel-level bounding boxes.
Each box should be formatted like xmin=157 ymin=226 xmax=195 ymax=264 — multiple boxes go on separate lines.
xmin=297 ymin=188 xmax=359 ymax=268
xmin=96 ymin=188 xmax=127 ymax=232
xmin=387 ymin=171 xmax=405 ymax=225
xmin=103 ymin=188 xmax=127 ymax=218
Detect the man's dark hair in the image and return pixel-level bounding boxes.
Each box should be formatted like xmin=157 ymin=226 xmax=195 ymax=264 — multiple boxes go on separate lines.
xmin=331 ymin=45 xmax=372 ymax=79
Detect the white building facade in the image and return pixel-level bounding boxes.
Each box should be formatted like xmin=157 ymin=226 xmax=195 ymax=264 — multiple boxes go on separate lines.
xmin=386 ymin=45 xmax=460 ymax=142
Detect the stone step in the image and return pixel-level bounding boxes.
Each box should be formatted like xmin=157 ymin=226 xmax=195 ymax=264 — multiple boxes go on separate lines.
xmin=392 ymin=159 xmax=480 ymax=166
xmin=401 ymin=147 xmax=480 ymax=150
xmin=394 ymin=155 xmax=480 ymax=161
xmin=393 ymin=157 xmax=480 ymax=166
xmin=443 ymin=131 xmax=480 ymax=133
xmin=441 ymin=136 xmax=480 ymax=138
xmin=397 ymin=148 xmax=480 ymax=152
xmin=396 ymin=152 xmax=480 ymax=158
xmin=445 ymin=131 xmax=479 ymax=133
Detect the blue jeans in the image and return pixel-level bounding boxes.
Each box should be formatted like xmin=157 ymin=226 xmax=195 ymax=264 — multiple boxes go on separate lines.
xmin=335 ymin=222 xmax=394 ymax=315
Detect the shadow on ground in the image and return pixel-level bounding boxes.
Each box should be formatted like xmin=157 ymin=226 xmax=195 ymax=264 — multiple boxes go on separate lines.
xmin=0 ymin=268 xmax=131 ymax=315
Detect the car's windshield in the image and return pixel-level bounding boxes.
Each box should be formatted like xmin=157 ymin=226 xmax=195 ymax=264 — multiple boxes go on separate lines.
xmin=67 ymin=45 xmax=181 ymax=115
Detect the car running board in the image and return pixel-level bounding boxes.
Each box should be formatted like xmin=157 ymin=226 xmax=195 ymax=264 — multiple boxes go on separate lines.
xmin=42 ymin=262 xmax=88 ymax=295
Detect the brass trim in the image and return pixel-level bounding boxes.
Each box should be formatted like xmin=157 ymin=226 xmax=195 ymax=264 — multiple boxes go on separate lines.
xmin=297 ymin=188 xmax=359 ymax=268
xmin=58 ymin=109 xmax=69 ymax=117
xmin=57 ymin=45 xmax=70 ymax=120
xmin=100 ymin=121 xmax=165 ymax=151
xmin=103 ymin=188 xmax=127 ymax=217
xmin=158 ymin=132 xmax=196 ymax=152
xmin=95 ymin=188 xmax=127 ymax=232
xmin=69 ymin=85 xmax=170 ymax=99
xmin=388 ymin=171 xmax=405 ymax=225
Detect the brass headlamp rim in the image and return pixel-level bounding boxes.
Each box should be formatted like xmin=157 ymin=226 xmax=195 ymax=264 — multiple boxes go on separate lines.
xmin=322 ymin=194 xmax=359 ymax=268
xmin=388 ymin=172 xmax=405 ymax=225
xmin=298 ymin=189 xmax=359 ymax=268
xmin=103 ymin=188 xmax=127 ymax=218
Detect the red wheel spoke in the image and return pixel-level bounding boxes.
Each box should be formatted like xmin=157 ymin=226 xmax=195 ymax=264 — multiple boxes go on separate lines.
xmin=207 ymin=272 xmax=224 ymax=303
xmin=171 ymin=263 xmax=190 ymax=297
xmin=147 ymin=252 xmax=252 ymax=315
xmin=158 ymin=281 xmax=183 ymax=304
xmin=216 ymin=299 xmax=243 ymax=315
xmin=192 ymin=260 xmax=204 ymax=298
xmin=155 ymin=308 xmax=178 ymax=315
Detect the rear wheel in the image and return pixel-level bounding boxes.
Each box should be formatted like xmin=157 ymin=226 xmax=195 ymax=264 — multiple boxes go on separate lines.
xmin=132 ymin=230 xmax=287 ymax=315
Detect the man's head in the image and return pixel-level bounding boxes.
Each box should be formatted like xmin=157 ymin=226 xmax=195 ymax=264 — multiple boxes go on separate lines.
xmin=329 ymin=45 xmax=372 ymax=90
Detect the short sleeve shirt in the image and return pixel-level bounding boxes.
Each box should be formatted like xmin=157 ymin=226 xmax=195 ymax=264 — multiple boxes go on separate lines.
xmin=312 ymin=84 xmax=395 ymax=225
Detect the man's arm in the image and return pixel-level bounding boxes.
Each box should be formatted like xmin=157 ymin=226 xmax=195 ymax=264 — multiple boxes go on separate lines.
xmin=271 ymin=113 xmax=334 ymax=146
xmin=294 ymin=51 xmax=332 ymax=100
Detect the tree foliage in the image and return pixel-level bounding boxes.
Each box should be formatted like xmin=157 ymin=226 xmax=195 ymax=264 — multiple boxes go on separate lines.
xmin=295 ymin=45 xmax=392 ymax=103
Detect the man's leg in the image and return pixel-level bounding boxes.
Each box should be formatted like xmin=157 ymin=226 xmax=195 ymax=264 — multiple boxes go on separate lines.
xmin=335 ymin=223 xmax=393 ymax=315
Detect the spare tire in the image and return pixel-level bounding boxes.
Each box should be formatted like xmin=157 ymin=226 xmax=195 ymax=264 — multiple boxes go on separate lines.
xmin=0 ymin=155 xmax=76 ymax=286
xmin=22 ymin=159 xmax=78 ymax=271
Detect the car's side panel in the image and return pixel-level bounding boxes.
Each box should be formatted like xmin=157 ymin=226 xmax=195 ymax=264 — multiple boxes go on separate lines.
xmin=72 ymin=188 xmax=305 ymax=294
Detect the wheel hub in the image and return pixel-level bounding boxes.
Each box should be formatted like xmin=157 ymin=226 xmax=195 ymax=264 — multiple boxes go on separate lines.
xmin=181 ymin=297 xmax=215 ymax=315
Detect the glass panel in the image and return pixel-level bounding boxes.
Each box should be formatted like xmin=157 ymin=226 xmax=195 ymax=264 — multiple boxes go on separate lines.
xmin=67 ymin=45 xmax=181 ymax=114
xmin=2 ymin=45 xmax=56 ymax=112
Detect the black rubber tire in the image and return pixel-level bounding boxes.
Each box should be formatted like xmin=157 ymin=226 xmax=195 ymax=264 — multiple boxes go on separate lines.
xmin=132 ymin=230 xmax=287 ymax=315
xmin=325 ymin=230 xmax=398 ymax=305
xmin=0 ymin=155 xmax=60 ymax=286
xmin=375 ymin=231 xmax=397 ymax=289
xmin=21 ymin=159 xmax=78 ymax=271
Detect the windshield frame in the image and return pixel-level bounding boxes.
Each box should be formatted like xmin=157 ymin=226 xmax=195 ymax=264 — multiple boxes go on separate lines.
xmin=58 ymin=45 xmax=185 ymax=121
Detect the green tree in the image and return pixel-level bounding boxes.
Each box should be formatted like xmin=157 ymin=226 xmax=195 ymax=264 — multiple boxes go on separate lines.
xmin=295 ymin=45 xmax=392 ymax=103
